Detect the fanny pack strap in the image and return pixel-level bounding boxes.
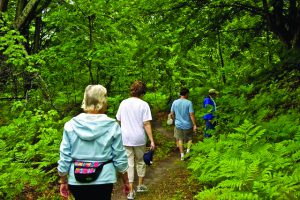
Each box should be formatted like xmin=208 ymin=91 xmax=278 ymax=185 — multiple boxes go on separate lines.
xmin=103 ymin=159 xmax=113 ymax=165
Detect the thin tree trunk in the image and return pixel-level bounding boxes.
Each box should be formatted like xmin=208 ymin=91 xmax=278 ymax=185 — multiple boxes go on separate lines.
xmin=0 ymin=0 xmax=9 ymax=12
xmin=33 ymin=16 xmax=41 ymax=53
xmin=87 ymin=15 xmax=94 ymax=84
xmin=217 ymin=30 xmax=226 ymax=84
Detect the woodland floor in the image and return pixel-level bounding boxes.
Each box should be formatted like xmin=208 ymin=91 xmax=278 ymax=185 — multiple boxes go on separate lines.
xmin=111 ymin=119 xmax=201 ymax=200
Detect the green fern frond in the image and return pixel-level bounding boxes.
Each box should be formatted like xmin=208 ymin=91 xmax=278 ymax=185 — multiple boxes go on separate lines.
xmin=234 ymin=120 xmax=255 ymax=134
xmin=227 ymin=133 xmax=245 ymax=142
xmin=194 ymin=187 xmax=222 ymax=200
xmin=219 ymin=191 xmax=260 ymax=200
xmin=248 ymin=128 xmax=266 ymax=145
xmin=217 ymin=179 xmax=244 ymax=190
xmin=244 ymin=159 xmax=260 ymax=182
xmin=291 ymin=150 xmax=300 ymax=162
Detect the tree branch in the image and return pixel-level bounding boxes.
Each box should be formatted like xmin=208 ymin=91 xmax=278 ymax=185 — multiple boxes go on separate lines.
xmin=14 ymin=0 xmax=41 ymax=30
xmin=212 ymin=2 xmax=263 ymax=15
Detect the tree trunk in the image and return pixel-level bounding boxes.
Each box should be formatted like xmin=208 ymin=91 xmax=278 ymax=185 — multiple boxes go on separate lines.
xmin=217 ymin=30 xmax=226 ymax=84
xmin=87 ymin=15 xmax=94 ymax=84
xmin=33 ymin=16 xmax=41 ymax=53
xmin=15 ymin=0 xmax=27 ymax=22
xmin=14 ymin=0 xmax=40 ymax=30
xmin=0 ymin=0 xmax=9 ymax=12
xmin=262 ymin=0 xmax=300 ymax=50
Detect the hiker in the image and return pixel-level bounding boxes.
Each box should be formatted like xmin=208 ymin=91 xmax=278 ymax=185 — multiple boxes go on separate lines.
xmin=170 ymin=88 xmax=197 ymax=161
xmin=203 ymin=88 xmax=219 ymax=138
xmin=57 ymin=85 xmax=129 ymax=200
xmin=116 ymin=80 xmax=155 ymax=200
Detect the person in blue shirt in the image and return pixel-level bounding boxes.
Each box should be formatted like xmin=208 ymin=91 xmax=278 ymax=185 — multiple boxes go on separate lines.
xmin=57 ymin=85 xmax=129 ymax=200
xmin=170 ymin=88 xmax=197 ymax=161
xmin=203 ymin=88 xmax=219 ymax=138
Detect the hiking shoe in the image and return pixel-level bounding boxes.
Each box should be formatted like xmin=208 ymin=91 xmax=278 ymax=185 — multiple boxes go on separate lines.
xmin=181 ymin=153 xmax=185 ymax=161
xmin=136 ymin=184 xmax=149 ymax=192
xmin=127 ymin=190 xmax=135 ymax=200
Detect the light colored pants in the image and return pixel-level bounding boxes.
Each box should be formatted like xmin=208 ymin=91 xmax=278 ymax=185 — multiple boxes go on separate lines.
xmin=125 ymin=145 xmax=146 ymax=183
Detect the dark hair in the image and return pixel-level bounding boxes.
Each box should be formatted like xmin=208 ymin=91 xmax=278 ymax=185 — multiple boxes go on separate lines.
xmin=130 ymin=80 xmax=146 ymax=97
xmin=180 ymin=88 xmax=189 ymax=96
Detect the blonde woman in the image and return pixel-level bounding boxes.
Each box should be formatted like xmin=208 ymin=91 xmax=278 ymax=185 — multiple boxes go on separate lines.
xmin=58 ymin=85 xmax=129 ymax=200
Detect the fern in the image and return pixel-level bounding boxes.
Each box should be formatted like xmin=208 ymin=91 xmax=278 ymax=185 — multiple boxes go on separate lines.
xmin=0 ymin=108 xmax=66 ymax=199
xmin=189 ymin=120 xmax=300 ymax=199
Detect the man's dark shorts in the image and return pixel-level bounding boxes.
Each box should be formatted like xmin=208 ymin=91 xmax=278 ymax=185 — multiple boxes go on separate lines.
xmin=174 ymin=127 xmax=193 ymax=141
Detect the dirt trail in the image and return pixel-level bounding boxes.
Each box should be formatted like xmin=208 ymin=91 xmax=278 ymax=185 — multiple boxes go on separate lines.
xmin=111 ymin=120 xmax=199 ymax=200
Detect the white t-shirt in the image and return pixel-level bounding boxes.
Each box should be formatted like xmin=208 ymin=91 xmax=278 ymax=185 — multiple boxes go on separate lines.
xmin=116 ymin=97 xmax=152 ymax=146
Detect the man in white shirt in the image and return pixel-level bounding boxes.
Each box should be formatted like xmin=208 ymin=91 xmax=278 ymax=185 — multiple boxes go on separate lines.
xmin=116 ymin=80 xmax=155 ymax=200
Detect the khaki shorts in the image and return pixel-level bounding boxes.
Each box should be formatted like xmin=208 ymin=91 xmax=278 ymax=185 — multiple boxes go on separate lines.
xmin=174 ymin=127 xmax=193 ymax=141
xmin=125 ymin=145 xmax=146 ymax=183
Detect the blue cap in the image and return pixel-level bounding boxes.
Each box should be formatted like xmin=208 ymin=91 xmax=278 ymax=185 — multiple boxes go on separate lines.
xmin=143 ymin=150 xmax=154 ymax=166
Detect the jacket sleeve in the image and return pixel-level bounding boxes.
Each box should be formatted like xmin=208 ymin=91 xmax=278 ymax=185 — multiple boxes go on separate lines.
xmin=203 ymin=98 xmax=214 ymax=120
xmin=57 ymin=123 xmax=73 ymax=176
xmin=111 ymin=123 xmax=128 ymax=173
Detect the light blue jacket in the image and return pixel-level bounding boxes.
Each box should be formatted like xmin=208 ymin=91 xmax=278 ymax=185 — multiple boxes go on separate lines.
xmin=57 ymin=113 xmax=128 ymax=185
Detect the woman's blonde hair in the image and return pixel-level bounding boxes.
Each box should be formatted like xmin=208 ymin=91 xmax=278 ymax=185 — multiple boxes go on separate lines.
xmin=81 ymin=85 xmax=107 ymax=112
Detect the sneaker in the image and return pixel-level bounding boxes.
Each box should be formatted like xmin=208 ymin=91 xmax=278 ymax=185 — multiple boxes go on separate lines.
xmin=180 ymin=153 xmax=185 ymax=161
xmin=127 ymin=191 xmax=135 ymax=200
xmin=136 ymin=184 xmax=149 ymax=192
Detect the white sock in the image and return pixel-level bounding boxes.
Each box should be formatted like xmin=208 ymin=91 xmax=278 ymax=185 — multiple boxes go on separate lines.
xmin=181 ymin=153 xmax=184 ymax=157
xmin=186 ymin=149 xmax=190 ymax=153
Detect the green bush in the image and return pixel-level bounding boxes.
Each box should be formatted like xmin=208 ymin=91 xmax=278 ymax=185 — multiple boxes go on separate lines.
xmin=144 ymin=92 xmax=169 ymax=115
xmin=188 ymin=120 xmax=300 ymax=200
xmin=0 ymin=105 xmax=68 ymax=199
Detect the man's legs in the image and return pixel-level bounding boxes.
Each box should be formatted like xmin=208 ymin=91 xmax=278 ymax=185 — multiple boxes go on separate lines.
xmin=173 ymin=130 xmax=179 ymax=151
xmin=186 ymin=140 xmax=192 ymax=153
xmin=204 ymin=120 xmax=214 ymax=138
xmin=175 ymin=138 xmax=179 ymax=151
xmin=184 ymin=129 xmax=193 ymax=153
xmin=178 ymin=139 xmax=185 ymax=160
xmin=174 ymin=127 xmax=185 ymax=160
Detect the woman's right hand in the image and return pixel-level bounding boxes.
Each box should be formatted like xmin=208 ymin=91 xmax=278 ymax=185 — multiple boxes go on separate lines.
xmin=122 ymin=172 xmax=130 ymax=194
xmin=60 ymin=183 xmax=69 ymax=199
xmin=122 ymin=183 xmax=130 ymax=195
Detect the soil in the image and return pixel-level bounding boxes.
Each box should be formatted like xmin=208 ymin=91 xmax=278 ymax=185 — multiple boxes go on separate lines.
xmin=111 ymin=120 xmax=201 ymax=200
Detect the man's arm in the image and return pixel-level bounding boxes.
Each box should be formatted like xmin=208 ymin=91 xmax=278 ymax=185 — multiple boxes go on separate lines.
xmin=170 ymin=111 xmax=175 ymax=120
xmin=190 ymin=112 xmax=197 ymax=132
xmin=143 ymin=121 xmax=155 ymax=150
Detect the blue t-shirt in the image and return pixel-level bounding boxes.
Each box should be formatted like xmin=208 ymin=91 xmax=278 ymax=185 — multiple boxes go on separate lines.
xmin=171 ymin=98 xmax=194 ymax=130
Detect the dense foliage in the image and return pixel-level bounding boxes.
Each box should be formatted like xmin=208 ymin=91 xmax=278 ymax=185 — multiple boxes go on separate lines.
xmin=0 ymin=0 xmax=299 ymax=199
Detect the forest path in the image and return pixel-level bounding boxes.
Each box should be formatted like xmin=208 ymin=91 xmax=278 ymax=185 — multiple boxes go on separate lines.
xmin=111 ymin=119 xmax=200 ymax=200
